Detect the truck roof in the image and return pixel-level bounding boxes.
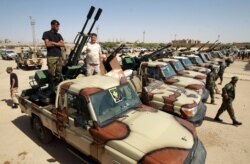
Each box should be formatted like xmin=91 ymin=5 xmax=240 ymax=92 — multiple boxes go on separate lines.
xmin=59 ymin=75 xmax=120 ymax=94
xmin=158 ymin=58 xmax=179 ymax=62
xmin=173 ymin=56 xmax=188 ymax=60
xmin=141 ymin=61 xmax=168 ymax=68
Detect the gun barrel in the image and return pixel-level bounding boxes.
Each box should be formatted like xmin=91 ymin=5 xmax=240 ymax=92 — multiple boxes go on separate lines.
xmin=66 ymin=7 xmax=102 ymax=67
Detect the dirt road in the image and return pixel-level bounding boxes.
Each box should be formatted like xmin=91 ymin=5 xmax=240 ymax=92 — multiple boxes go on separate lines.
xmin=0 ymin=59 xmax=250 ymax=164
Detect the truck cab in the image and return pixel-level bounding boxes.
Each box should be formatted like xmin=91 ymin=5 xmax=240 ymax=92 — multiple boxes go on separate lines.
xmin=18 ymin=75 xmax=206 ymax=163
xmin=157 ymin=58 xmax=206 ymax=83
xmin=139 ymin=61 xmax=209 ymax=102
xmin=173 ymin=56 xmax=209 ymax=74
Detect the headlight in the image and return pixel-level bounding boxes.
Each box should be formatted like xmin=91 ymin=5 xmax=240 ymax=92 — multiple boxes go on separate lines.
xmin=182 ymin=106 xmax=198 ymax=118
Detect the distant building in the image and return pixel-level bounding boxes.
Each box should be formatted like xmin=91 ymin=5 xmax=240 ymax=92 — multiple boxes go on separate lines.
xmin=172 ymin=39 xmax=201 ymax=45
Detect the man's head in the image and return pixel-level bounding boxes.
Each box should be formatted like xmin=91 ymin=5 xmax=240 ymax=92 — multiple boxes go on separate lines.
xmin=51 ymin=19 xmax=60 ymax=32
xmin=231 ymin=76 xmax=239 ymax=84
xmin=6 ymin=67 xmax=13 ymax=74
xmin=90 ymin=33 xmax=97 ymax=44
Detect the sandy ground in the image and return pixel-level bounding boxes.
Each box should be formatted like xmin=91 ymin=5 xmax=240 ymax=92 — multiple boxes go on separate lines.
xmin=0 ymin=58 xmax=250 ymax=164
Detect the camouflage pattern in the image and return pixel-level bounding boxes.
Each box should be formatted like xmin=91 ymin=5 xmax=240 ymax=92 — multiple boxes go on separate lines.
xmin=16 ymin=51 xmax=43 ymax=69
xmin=217 ymin=62 xmax=227 ymax=84
xmin=157 ymin=58 xmax=207 ymax=83
xmin=215 ymin=82 xmax=236 ymax=120
xmin=18 ymin=75 xmax=206 ymax=163
xmin=139 ymin=61 xmax=205 ymax=93
xmin=47 ymin=56 xmax=63 ymax=83
xmin=173 ymin=56 xmax=209 ymax=74
xmin=205 ymin=68 xmax=216 ymax=103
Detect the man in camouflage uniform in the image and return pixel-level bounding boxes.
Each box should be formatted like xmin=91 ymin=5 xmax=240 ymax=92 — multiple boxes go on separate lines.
xmin=206 ymin=65 xmax=216 ymax=104
xmin=217 ymin=61 xmax=227 ymax=85
xmin=42 ymin=20 xmax=64 ymax=88
xmin=214 ymin=76 xmax=242 ymax=126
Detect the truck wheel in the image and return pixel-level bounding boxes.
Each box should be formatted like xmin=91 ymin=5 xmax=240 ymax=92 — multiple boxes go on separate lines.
xmin=37 ymin=65 xmax=42 ymax=69
xmin=33 ymin=117 xmax=53 ymax=144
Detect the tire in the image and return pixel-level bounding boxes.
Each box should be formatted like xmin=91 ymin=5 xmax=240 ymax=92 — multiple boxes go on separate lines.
xmin=32 ymin=116 xmax=53 ymax=144
xmin=37 ymin=65 xmax=42 ymax=69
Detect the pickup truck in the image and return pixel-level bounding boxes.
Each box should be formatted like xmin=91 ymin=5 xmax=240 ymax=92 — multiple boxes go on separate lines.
xmin=18 ymin=73 xmax=206 ymax=163
xmin=157 ymin=58 xmax=207 ymax=83
xmin=173 ymin=56 xmax=209 ymax=74
xmin=139 ymin=61 xmax=209 ymax=102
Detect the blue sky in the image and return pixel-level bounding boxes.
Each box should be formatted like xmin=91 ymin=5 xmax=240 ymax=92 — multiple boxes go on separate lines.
xmin=0 ymin=0 xmax=249 ymax=43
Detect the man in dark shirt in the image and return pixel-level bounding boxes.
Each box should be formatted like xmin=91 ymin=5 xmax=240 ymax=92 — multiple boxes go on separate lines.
xmin=6 ymin=67 xmax=19 ymax=108
xmin=42 ymin=20 xmax=65 ymax=88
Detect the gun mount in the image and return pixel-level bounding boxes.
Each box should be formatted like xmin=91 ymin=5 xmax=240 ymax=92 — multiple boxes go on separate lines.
xmin=102 ymin=44 xmax=125 ymax=72
xmin=197 ymin=41 xmax=210 ymax=51
xmin=28 ymin=6 xmax=103 ymax=104
xmin=120 ymin=43 xmax=172 ymax=71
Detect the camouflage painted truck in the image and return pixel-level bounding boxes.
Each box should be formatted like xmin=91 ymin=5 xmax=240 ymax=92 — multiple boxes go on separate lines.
xmin=186 ymin=54 xmax=220 ymax=73
xmin=173 ymin=56 xmax=210 ymax=74
xmin=16 ymin=50 xmax=43 ymax=69
xmin=128 ymin=75 xmax=207 ymax=126
xmin=157 ymin=58 xmax=207 ymax=83
xmin=139 ymin=61 xmax=209 ymax=102
xmin=18 ymin=75 xmax=206 ymax=163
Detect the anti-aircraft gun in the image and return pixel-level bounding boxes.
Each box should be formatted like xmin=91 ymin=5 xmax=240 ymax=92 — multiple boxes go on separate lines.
xmin=197 ymin=41 xmax=210 ymax=52
xmin=120 ymin=43 xmax=172 ymax=71
xmin=26 ymin=6 xmax=102 ymax=104
xmin=201 ymin=40 xmax=219 ymax=52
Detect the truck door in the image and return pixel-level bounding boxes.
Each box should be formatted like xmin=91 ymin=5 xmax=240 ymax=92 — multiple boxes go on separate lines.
xmin=64 ymin=92 xmax=93 ymax=155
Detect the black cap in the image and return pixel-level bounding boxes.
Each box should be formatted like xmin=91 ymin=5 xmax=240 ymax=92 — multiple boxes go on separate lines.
xmin=231 ymin=76 xmax=239 ymax=81
xmin=51 ymin=19 xmax=60 ymax=25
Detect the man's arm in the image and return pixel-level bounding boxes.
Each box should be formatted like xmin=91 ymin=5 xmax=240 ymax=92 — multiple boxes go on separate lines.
xmin=11 ymin=78 xmax=15 ymax=89
xmin=44 ymin=39 xmax=64 ymax=48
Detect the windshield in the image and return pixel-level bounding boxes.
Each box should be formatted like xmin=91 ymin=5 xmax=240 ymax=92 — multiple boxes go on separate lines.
xmin=6 ymin=51 xmax=14 ymax=53
xmin=182 ymin=58 xmax=193 ymax=67
xmin=195 ymin=56 xmax=204 ymax=64
xmin=161 ymin=64 xmax=176 ymax=78
xmin=201 ymin=54 xmax=208 ymax=62
xmin=173 ymin=61 xmax=184 ymax=71
xmin=90 ymin=84 xmax=141 ymax=126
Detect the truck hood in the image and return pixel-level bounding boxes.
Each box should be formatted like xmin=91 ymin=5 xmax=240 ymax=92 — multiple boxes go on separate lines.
xmin=107 ymin=109 xmax=194 ymax=161
xmin=164 ymin=76 xmax=204 ymax=90
xmin=147 ymin=84 xmax=201 ymax=106
xmin=178 ymin=70 xmax=206 ymax=81
xmin=189 ymin=66 xmax=208 ymax=74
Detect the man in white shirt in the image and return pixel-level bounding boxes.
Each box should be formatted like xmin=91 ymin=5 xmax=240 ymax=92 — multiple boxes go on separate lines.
xmin=83 ymin=33 xmax=103 ymax=76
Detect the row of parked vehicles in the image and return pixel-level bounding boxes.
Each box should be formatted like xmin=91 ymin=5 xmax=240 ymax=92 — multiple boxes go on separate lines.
xmin=0 ymin=48 xmax=47 ymax=69
xmin=17 ymin=6 xmax=235 ymax=164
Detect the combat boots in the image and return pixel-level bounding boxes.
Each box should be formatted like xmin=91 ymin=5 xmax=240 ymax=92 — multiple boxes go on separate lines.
xmin=233 ymin=120 xmax=242 ymax=126
xmin=214 ymin=117 xmax=223 ymax=122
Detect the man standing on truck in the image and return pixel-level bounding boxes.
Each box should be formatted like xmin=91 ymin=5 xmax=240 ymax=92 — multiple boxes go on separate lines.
xmin=82 ymin=33 xmax=104 ymax=76
xmin=42 ymin=20 xmax=65 ymax=88
xmin=206 ymin=65 xmax=216 ymax=104
xmin=6 ymin=67 xmax=18 ymax=109
xmin=214 ymin=76 xmax=242 ymax=126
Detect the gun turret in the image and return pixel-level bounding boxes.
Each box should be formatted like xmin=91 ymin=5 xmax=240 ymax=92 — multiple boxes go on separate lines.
xmin=62 ymin=6 xmax=102 ymax=79
xmin=103 ymin=44 xmax=125 ymax=72
xmin=197 ymin=41 xmax=210 ymax=51
xmin=140 ymin=43 xmax=172 ymax=61
xmin=66 ymin=6 xmax=102 ymax=67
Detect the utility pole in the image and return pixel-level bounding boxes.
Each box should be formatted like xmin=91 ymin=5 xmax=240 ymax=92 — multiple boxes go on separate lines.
xmin=143 ymin=31 xmax=145 ymax=43
xmin=29 ymin=16 xmax=36 ymax=51
xmin=217 ymin=34 xmax=220 ymax=41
